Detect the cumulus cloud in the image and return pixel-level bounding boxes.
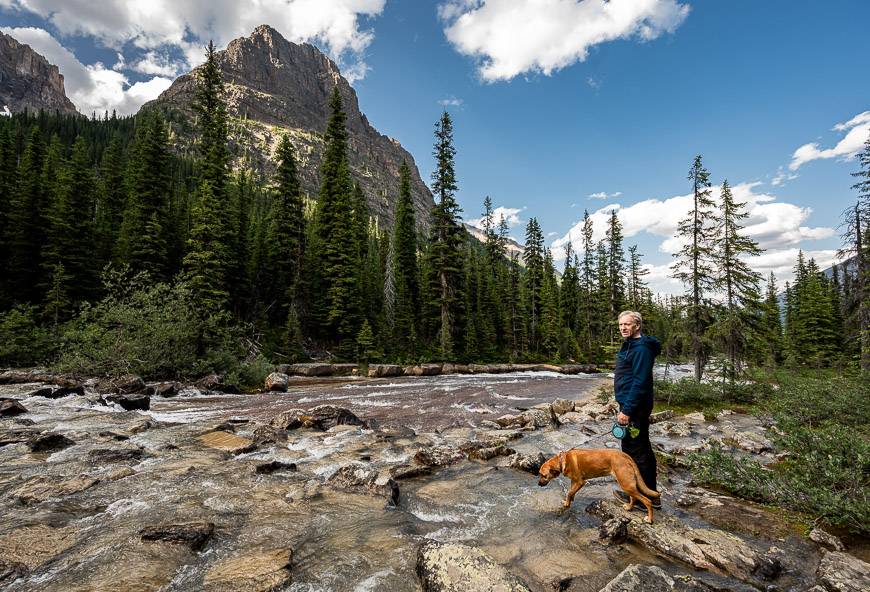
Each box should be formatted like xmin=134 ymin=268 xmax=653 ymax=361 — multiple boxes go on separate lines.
xmin=438 ymin=0 xmax=690 ymax=82
xmin=788 ymin=110 xmax=870 ymax=171
xmin=467 ymin=205 xmax=525 ymax=230
xmin=3 ymin=0 xmax=385 ymax=82
xmin=551 ymin=182 xmax=836 ymax=293
xmin=589 ymin=190 xmax=622 ymax=200
xmin=129 ymin=50 xmax=185 ymax=77
xmin=1 ymin=26 xmax=172 ymax=115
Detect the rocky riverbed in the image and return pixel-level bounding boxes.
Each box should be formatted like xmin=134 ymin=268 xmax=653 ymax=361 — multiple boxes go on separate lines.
xmin=0 ymin=370 xmax=867 ymax=591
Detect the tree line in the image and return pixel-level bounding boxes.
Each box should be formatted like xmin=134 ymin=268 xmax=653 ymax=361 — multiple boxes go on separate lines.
xmin=0 ymin=43 xmax=868 ymax=379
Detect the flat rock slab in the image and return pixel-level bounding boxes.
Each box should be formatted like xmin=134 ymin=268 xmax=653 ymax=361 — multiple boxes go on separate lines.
xmin=0 ymin=524 xmax=78 ymax=569
xmin=140 ymin=521 xmax=215 ymax=551
xmin=11 ymin=475 xmax=99 ymax=504
xmin=416 ymin=541 xmax=531 ymax=592
xmin=203 ymin=548 xmax=292 ymax=592
xmin=326 ymin=464 xmax=399 ymax=505
xmin=198 ymin=431 xmax=256 ymax=454
xmin=27 ymin=432 xmax=75 ymax=452
xmin=816 ymin=551 xmax=870 ymax=592
xmin=586 ymin=499 xmax=781 ymax=587
xmin=598 ymin=564 xmax=714 ymax=592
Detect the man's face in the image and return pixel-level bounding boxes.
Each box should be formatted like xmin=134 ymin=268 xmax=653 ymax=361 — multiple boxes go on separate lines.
xmin=619 ymin=317 xmax=640 ymax=339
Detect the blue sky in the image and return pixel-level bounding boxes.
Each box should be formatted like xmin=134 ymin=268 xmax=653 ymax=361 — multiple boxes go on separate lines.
xmin=2 ymin=1 xmax=868 ymax=293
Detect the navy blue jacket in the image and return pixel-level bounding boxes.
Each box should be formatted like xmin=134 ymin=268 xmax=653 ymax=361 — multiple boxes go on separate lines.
xmin=614 ymin=334 xmax=662 ymax=419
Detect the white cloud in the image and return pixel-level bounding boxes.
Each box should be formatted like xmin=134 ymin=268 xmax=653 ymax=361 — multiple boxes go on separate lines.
xmin=770 ymin=167 xmax=798 ymax=187
xmin=3 ymin=0 xmax=385 ymax=81
xmin=467 ymin=205 xmax=525 ymax=230
xmin=1 ymin=26 xmax=172 ymax=115
xmin=788 ymin=110 xmax=870 ymax=171
xmin=438 ymin=96 xmax=464 ymax=107
xmin=586 ymin=76 xmax=601 ymax=90
xmin=438 ymin=0 xmax=690 ymax=82
xmin=551 ymin=182 xmax=837 ymax=294
xmin=589 ymin=190 xmax=622 ymax=200
xmin=130 ymin=50 xmax=184 ymax=77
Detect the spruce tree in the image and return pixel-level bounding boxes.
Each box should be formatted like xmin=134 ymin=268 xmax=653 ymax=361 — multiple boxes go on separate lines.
xmin=671 ymin=155 xmax=717 ymax=381
xmin=7 ymin=129 xmax=46 ymax=303
xmin=523 ymin=217 xmax=545 ymax=352
xmin=845 ymin=133 xmax=870 ymax=371
xmin=392 ymin=160 xmax=419 ymax=353
xmin=760 ymin=272 xmax=783 ymax=366
xmin=427 ymin=111 xmax=464 ymax=359
xmin=579 ymin=210 xmax=596 ymax=357
xmin=184 ymin=180 xmax=231 ymax=311
xmin=96 ymin=133 xmax=127 ymax=266
xmin=0 ymin=127 xmax=16 ymax=306
xmin=627 ymin=245 xmax=650 ymax=310
xmin=605 ymin=209 xmax=626 ymax=341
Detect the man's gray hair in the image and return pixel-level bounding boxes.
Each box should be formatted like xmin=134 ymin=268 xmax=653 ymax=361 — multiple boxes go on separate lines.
xmin=618 ymin=310 xmax=642 ymax=327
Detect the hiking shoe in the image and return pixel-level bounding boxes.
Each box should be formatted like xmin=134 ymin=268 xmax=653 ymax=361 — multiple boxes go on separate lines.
xmin=612 ymin=487 xmax=662 ymax=509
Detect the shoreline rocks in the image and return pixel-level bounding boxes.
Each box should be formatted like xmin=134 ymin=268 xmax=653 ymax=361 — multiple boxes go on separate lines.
xmin=416 ymin=542 xmax=531 ymax=591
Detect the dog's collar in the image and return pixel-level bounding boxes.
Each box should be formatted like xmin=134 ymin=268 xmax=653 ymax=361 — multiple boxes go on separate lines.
xmin=558 ymin=447 xmax=576 ymax=473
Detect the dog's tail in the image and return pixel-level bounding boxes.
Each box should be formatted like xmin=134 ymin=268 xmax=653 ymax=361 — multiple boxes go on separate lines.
xmin=632 ymin=462 xmax=661 ymax=499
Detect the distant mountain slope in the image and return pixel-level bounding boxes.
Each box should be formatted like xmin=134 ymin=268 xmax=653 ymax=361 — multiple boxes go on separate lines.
xmin=0 ymin=31 xmax=79 ymax=115
xmin=144 ymin=25 xmax=434 ymax=231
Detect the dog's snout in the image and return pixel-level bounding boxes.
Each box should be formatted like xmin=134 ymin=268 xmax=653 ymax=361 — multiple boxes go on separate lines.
xmin=537 ymin=477 xmax=548 ymax=487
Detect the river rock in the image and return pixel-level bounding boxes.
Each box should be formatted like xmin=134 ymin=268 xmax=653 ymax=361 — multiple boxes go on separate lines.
xmin=598 ymin=517 xmax=629 ymax=543
xmin=0 ymin=399 xmax=27 ymax=417
xmin=586 ymin=499 xmax=782 ymax=586
xmin=301 ymin=405 xmax=366 ymax=430
xmin=558 ymin=412 xmax=590 ymax=424
xmin=467 ymin=445 xmax=516 ymax=461
xmin=414 ymin=444 xmax=465 ymax=468
xmin=552 ymin=398 xmax=575 ymax=415
xmin=264 ymin=372 xmax=289 ymax=392
xmin=0 ymin=559 xmax=28 ymax=585
xmin=0 ymin=525 xmax=78 ymax=569
xmin=416 ymin=541 xmax=531 ymax=591
xmin=326 ymin=464 xmax=399 ymax=505
xmin=655 ymin=421 xmax=692 ymax=438
xmin=520 ymin=406 xmax=559 ymax=428
xmin=650 ymin=410 xmax=675 ymax=424
xmin=390 ymin=464 xmax=434 ymax=480
xmin=140 ymin=521 xmax=215 ymax=551
xmin=199 ymin=431 xmax=256 ymax=454
xmin=584 ymin=400 xmax=619 ymax=420
xmin=203 ymin=548 xmax=292 ymax=592
xmin=250 ymin=424 xmax=288 ymax=446
xmin=721 ymin=430 xmax=773 ymax=454
xmin=599 ymin=564 xmax=675 ymax=592
xmin=367 ymin=364 xmax=402 ymax=377
xmin=271 ymin=409 xmax=305 ymax=430
xmin=509 ymin=451 xmax=548 ymax=474
xmin=98 ymin=374 xmax=146 ymax=394
xmin=816 ymin=551 xmax=870 ymax=592
xmin=101 ymin=392 xmax=151 ymax=411
xmin=27 ymin=431 xmax=74 ymax=452
xmin=44 ymin=385 xmax=85 ymax=399
xmin=279 ymin=363 xmax=335 ymax=376
xmin=404 ymin=364 xmax=442 ymax=376
xmin=88 ymin=447 xmax=145 ymax=463
xmin=255 ymin=460 xmax=297 ymax=474
xmin=285 ymin=479 xmax=322 ymax=503
xmin=146 ymin=382 xmax=180 ymax=397
xmin=683 ymin=412 xmax=706 ymax=423
xmin=808 ymin=528 xmax=845 ymax=552
xmin=25 ymin=387 xmax=54 ymax=398
xmin=12 ymin=475 xmax=99 ymax=504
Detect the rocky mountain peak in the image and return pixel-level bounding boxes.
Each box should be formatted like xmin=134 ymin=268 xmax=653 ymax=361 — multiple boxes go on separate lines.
xmin=0 ymin=31 xmax=79 ymax=115
xmin=146 ymin=25 xmax=434 ymax=231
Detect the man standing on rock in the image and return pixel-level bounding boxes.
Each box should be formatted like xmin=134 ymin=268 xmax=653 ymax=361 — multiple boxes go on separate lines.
xmin=613 ymin=310 xmax=662 ymax=508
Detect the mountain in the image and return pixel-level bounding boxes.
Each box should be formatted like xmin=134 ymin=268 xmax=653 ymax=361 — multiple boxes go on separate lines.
xmin=0 ymin=31 xmax=79 ymax=115
xmin=144 ymin=25 xmax=434 ymax=231
xmin=463 ymin=222 xmax=525 ymax=259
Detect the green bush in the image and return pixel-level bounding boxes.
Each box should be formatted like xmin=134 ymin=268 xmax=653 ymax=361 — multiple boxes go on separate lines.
xmin=0 ymin=304 xmax=55 ymax=367
xmin=689 ymin=372 xmax=870 ymax=534
xmin=56 ymin=268 xmax=243 ymax=379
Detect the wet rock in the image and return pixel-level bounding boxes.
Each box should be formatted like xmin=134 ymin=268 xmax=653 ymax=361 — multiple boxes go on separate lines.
xmin=453 ymin=364 xmax=470 ymax=373
xmin=683 ymin=412 xmax=706 ymax=423
xmin=414 ymin=444 xmax=465 ymax=468
xmin=655 ymin=421 xmax=692 ymax=438
xmin=467 ymin=445 xmax=516 ymax=461
xmin=520 ymin=406 xmax=560 ymax=428
xmin=557 ymin=411 xmax=590 ymax=424
xmin=301 ymin=405 xmax=366 ymax=430
xmin=98 ymin=374 xmax=146 ymax=394
xmin=0 ymin=399 xmax=27 ymax=417
xmin=598 ymin=517 xmax=629 ymax=543
xmin=808 ymin=528 xmax=845 ymax=552
xmin=88 ymin=447 xmax=145 ymax=463
xmin=146 ymin=381 xmax=180 ymax=397
xmin=721 ymin=431 xmax=773 ymax=454
xmin=104 ymin=466 xmax=135 ymax=481
xmin=264 ymin=372 xmax=289 ymax=392
xmin=586 ymin=499 xmax=782 ymax=587
xmin=101 ymin=392 xmax=151 ymax=411
xmin=650 ymin=410 xmax=675 ymax=424
xmin=25 ymin=387 xmax=54 ymax=398
xmin=367 ymin=364 xmax=403 ymax=377
xmin=0 ymin=559 xmax=28 ymax=585
xmin=285 ymin=479 xmax=322 ymax=503
xmin=250 ymin=424 xmax=288 ymax=446
xmin=404 ymin=363 xmax=442 ymax=376
xmin=816 ymin=551 xmax=870 ymax=592
xmin=42 ymin=385 xmax=85 ymax=398
xmin=552 ymin=398 xmax=575 ymax=415
xmin=271 ymin=409 xmax=305 ymax=430
xmin=0 ymin=427 xmax=38 ymax=446
xmin=12 ymin=417 xmax=34 ymax=426
xmin=0 ymin=525 xmax=77 ymax=569
xmin=202 ymin=548 xmax=292 ymax=592
xmin=375 ymin=423 xmax=417 ymax=440
xmin=509 ymin=451 xmax=548 ymax=474
xmin=584 ymin=400 xmax=619 ymax=420
xmin=390 ymin=464 xmax=434 ymax=480
xmin=12 ymin=475 xmax=99 ymax=504
xmin=479 ymin=420 xmax=502 ymax=429
xmin=255 ymin=460 xmax=297 ymax=474
xmin=199 ymin=431 xmax=256 ymax=454
xmin=599 ymin=564 xmax=674 ymax=592
xmin=416 ymin=541 xmax=531 ymax=591
xmin=27 ymin=431 xmax=74 ymax=452
xmin=140 ymin=521 xmax=215 ymax=551
xmin=326 ymin=464 xmax=399 ymax=505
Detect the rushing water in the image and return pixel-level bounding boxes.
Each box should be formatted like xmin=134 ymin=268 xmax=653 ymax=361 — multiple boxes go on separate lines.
xmin=0 ymin=371 xmax=820 ymax=591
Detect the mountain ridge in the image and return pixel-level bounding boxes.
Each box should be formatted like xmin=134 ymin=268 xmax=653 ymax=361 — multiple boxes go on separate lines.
xmin=0 ymin=30 xmax=79 ymax=115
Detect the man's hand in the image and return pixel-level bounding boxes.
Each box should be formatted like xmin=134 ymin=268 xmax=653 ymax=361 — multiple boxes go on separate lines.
xmin=617 ymin=412 xmax=630 ymax=425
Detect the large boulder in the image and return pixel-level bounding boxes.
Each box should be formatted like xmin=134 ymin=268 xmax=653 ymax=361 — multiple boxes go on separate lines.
xmin=270 ymin=405 xmax=365 ymax=431
xmin=264 ymin=372 xmax=289 ymax=392
xmin=816 ymin=551 xmax=870 ymax=592
xmin=414 ymin=444 xmax=465 ymax=468
xmin=140 ymin=521 xmax=215 ymax=551
xmin=509 ymin=451 xmax=548 ymax=474
xmin=326 ymin=464 xmax=399 ymax=505
xmin=587 ymin=499 xmax=782 ymax=587
xmin=551 ymin=398 xmax=575 ymax=415
xmin=0 ymin=399 xmax=27 ymax=417
xmin=416 ymin=541 xmax=531 ymax=591
xmin=198 ymin=431 xmax=256 ymax=455
xmin=279 ymin=363 xmax=335 ymax=377
xmin=597 ymin=564 xmax=714 ymax=592
xmin=101 ymin=393 xmax=151 ymax=411
xmin=27 ymin=432 xmax=74 ymax=452
xmin=367 ymin=364 xmax=403 ymax=378
xmin=203 ymin=549 xmax=292 ymax=592
xmin=808 ymin=528 xmax=845 ymax=552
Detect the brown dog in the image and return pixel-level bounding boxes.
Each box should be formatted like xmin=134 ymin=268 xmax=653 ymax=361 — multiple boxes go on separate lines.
xmin=538 ymin=448 xmax=661 ymax=523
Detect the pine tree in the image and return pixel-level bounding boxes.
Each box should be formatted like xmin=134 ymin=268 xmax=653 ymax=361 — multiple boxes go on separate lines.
xmin=579 ymin=210 xmax=596 ymax=358
xmin=392 ymin=160 xmax=419 ymax=353
xmin=0 ymin=127 xmax=16 ymax=306
xmin=95 ymin=133 xmax=127 ymax=266
xmin=540 ymin=248 xmax=561 ymax=359
xmin=710 ymin=179 xmax=763 ymax=380
xmin=671 ymin=155 xmax=717 ymax=381
xmin=627 ymin=245 xmax=650 ymax=310
xmin=7 ymin=128 xmax=46 ymax=303
xmin=427 ymin=111 xmax=464 ymax=359
xmin=523 ymin=217 xmax=545 ymax=352
xmin=759 ymin=272 xmax=783 ymax=366
xmin=605 ymin=209 xmax=626 ymax=341
xmin=184 ymin=180 xmax=230 ymax=311
xmin=845 ymin=132 xmax=870 ymax=371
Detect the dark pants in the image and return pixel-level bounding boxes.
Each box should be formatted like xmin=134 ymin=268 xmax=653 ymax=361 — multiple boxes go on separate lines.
xmin=621 ymin=415 xmax=657 ymax=491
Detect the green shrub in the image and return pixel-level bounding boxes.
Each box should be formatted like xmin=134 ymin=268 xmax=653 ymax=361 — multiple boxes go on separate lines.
xmin=689 ymin=372 xmax=870 ymax=534
xmin=0 ymin=304 xmax=55 ymax=367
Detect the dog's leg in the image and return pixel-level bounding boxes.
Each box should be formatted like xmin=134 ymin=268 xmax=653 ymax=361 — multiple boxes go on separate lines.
xmin=563 ymin=480 xmax=584 ymax=508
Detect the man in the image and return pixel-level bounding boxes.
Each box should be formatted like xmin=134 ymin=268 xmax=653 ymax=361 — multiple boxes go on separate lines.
xmin=613 ymin=310 xmax=662 ymax=508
